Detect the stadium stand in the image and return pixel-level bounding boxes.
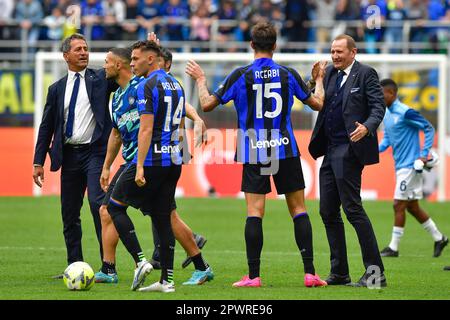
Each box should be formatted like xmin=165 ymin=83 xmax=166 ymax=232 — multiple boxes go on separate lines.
xmin=2 ymin=0 xmax=450 ymax=69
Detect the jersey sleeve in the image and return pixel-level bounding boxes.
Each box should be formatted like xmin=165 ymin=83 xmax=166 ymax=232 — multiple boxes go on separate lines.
xmin=379 ymin=127 xmax=391 ymax=153
xmin=288 ymin=68 xmax=311 ymax=103
xmin=111 ymin=118 xmax=118 ymax=129
xmin=111 ymin=93 xmax=118 ymax=129
xmin=138 ymin=77 xmax=159 ymax=115
xmin=213 ymin=68 xmax=242 ymax=105
xmin=404 ymin=109 xmax=435 ymax=158
xmin=136 ymin=82 xmax=147 ymax=114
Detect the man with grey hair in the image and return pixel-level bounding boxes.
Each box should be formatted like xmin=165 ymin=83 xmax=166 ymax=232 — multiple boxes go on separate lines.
xmin=33 ymin=33 xmax=118 ymax=278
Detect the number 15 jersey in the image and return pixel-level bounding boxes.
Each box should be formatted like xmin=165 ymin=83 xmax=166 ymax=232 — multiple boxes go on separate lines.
xmin=213 ymin=57 xmax=311 ymax=164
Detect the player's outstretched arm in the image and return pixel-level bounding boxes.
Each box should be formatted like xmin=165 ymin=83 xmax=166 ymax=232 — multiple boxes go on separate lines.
xmin=185 ymin=60 xmax=219 ymax=112
xmin=307 ymin=61 xmax=321 ymax=90
xmin=185 ymin=102 xmax=207 ymax=147
xmin=304 ymin=61 xmax=326 ymax=111
xmin=100 ymin=128 xmax=122 ymax=192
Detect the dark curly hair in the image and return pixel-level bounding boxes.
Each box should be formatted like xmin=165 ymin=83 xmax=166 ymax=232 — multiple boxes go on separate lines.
xmin=130 ymin=40 xmax=161 ymax=56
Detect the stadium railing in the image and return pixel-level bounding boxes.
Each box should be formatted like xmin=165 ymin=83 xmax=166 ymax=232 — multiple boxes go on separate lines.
xmin=2 ymin=18 xmax=450 ymax=69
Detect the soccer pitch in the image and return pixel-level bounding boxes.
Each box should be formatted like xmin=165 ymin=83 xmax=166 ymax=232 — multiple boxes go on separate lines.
xmin=0 ymin=196 xmax=449 ymax=300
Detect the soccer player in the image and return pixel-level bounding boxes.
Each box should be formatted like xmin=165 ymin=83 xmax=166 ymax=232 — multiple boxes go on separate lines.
xmin=186 ymin=21 xmax=328 ymax=287
xmin=157 ymin=46 xmax=210 ymax=269
xmin=379 ymin=78 xmax=448 ymax=258
xmin=104 ymin=40 xmax=202 ymax=292
xmin=97 ymin=44 xmax=213 ymax=287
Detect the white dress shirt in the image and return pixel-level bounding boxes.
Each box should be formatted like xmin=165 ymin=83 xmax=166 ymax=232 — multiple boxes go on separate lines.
xmin=64 ymin=69 xmax=96 ymax=144
xmin=339 ymin=60 xmax=356 ymax=88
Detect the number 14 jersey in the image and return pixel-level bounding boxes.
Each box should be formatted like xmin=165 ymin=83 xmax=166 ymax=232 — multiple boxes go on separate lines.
xmin=134 ymin=69 xmax=186 ymax=167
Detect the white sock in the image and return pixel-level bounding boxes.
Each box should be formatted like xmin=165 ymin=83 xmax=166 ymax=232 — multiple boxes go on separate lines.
xmin=422 ymin=218 xmax=443 ymax=242
xmin=388 ymin=226 xmax=404 ymax=251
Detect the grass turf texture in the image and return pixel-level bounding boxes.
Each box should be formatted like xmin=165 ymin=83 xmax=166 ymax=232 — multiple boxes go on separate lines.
xmin=0 ymin=196 xmax=449 ymax=300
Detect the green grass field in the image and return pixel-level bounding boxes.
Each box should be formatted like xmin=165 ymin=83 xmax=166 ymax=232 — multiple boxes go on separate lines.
xmin=0 ymin=196 xmax=449 ymax=300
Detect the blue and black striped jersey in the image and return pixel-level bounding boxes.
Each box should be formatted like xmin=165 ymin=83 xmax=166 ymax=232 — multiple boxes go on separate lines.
xmin=133 ymin=69 xmax=186 ymax=167
xmin=111 ymin=76 xmax=142 ymax=163
xmin=213 ymin=57 xmax=311 ymax=163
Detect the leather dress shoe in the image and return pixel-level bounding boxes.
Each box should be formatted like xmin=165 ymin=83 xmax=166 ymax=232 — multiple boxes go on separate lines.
xmin=347 ymin=272 xmax=387 ymax=288
xmin=325 ymin=273 xmax=351 ymax=285
xmin=433 ymin=236 xmax=448 ymax=257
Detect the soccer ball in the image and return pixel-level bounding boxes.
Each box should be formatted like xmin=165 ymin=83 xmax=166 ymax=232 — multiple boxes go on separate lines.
xmin=63 ymin=261 xmax=95 ymax=291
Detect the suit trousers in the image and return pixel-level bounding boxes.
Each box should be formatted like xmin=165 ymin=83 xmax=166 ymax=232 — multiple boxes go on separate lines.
xmin=319 ymin=143 xmax=384 ymax=275
xmin=60 ymin=144 xmax=104 ymax=265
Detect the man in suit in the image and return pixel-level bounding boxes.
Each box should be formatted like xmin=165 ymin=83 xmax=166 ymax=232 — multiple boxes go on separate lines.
xmin=32 ymin=33 xmax=118 ymax=276
xmin=308 ymin=34 xmax=387 ymax=288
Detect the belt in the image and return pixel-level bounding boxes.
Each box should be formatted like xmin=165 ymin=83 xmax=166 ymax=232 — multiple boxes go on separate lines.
xmin=64 ymin=143 xmax=90 ymax=149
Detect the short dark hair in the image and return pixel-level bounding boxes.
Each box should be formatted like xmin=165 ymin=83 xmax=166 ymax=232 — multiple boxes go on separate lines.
xmin=250 ymin=22 xmax=277 ymax=53
xmin=131 ymin=40 xmax=161 ymax=56
xmin=61 ymin=33 xmax=87 ymax=53
xmin=380 ymin=78 xmax=398 ymax=94
xmin=160 ymin=47 xmax=172 ymax=63
xmin=333 ymin=34 xmax=356 ymax=50
xmin=109 ymin=47 xmax=132 ymax=64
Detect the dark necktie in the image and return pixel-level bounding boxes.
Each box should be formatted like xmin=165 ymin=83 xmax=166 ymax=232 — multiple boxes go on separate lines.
xmin=65 ymin=72 xmax=80 ymax=138
xmin=335 ymin=70 xmax=345 ymax=91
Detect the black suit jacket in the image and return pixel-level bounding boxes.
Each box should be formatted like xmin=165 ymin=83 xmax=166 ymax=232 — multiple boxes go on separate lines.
xmin=308 ymin=61 xmax=386 ymax=165
xmin=33 ymin=68 xmax=118 ymax=171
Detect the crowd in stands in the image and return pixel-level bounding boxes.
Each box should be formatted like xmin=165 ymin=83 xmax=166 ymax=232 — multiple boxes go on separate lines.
xmin=1 ymin=0 xmax=450 ymax=53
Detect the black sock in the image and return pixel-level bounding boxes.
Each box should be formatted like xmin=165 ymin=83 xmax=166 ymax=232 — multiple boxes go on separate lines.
xmin=191 ymin=253 xmax=209 ymax=271
xmin=101 ymin=261 xmax=116 ymax=275
xmin=151 ymin=214 xmax=175 ymax=283
xmin=245 ymin=216 xmax=263 ymax=279
xmin=293 ymin=212 xmax=315 ymax=274
xmin=108 ymin=201 xmax=143 ymax=264
xmin=151 ymin=222 xmax=161 ymax=261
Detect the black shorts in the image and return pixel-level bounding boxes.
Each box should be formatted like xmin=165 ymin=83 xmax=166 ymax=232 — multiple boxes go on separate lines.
xmin=241 ymin=157 xmax=305 ymax=195
xmin=111 ymin=163 xmax=181 ymax=215
xmin=102 ymin=164 xmax=177 ymax=211
xmin=101 ymin=164 xmax=127 ymax=206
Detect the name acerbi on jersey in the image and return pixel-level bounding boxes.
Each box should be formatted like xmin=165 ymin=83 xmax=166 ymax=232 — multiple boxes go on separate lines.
xmin=254 ymin=69 xmax=280 ymax=79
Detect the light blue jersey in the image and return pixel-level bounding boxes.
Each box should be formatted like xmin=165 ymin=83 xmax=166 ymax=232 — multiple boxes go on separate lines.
xmin=111 ymin=76 xmax=143 ymax=163
xmin=379 ymin=99 xmax=434 ymax=170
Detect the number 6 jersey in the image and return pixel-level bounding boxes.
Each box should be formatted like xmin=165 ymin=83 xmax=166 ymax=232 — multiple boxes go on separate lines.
xmin=213 ymin=58 xmax=311 ymax=164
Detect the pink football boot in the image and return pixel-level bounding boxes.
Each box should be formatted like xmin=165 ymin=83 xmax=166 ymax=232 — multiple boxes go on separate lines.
xmin=232 ymin=275 xmax=262 ymax=287
xmin=304 ymin=274 xmax=328 ymax=287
